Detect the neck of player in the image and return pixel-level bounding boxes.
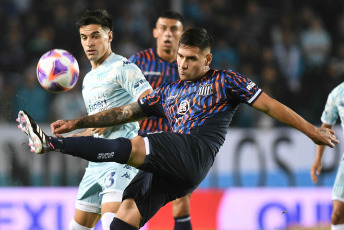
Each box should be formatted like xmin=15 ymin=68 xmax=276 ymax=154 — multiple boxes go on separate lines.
xmin=157 ymin=47 xmax=177 ymax=63
xmin=91 ymin=48 xmax=112 ymax=69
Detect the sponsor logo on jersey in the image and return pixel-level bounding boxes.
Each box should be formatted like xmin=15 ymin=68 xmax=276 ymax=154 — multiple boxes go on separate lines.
xmin=246 ymin=81 xmax=256 ymax=91
xmin=134 ymin=79 xmax=145 ymax=89
xmin=198 ymin=83 xmax=212 ymax=96
xmin=167 ymin=94 xmax=178 ymax=100
xmin=87 ymin=94 xmax=108 ymax=113
xmin=123 ymin=61 xmax=132 ymax=66
xmin=97 ymin=152 xmax=114 ymax=159
xmin=143 ymin=71 xmax=161 ymax=76
xmin=177 ymin=100 xmax=189 ymax=115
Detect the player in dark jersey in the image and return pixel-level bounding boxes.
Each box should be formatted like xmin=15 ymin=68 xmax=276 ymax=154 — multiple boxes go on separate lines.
xmin=129 ymin=11 xmax=192 ymax=230
xmin=18 ymin=28 xmax=339 ymax=230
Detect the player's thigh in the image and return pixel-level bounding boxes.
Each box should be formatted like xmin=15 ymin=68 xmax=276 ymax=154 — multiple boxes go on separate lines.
xmin=73 ymin=208 xmax=101 ymax=228
xmin=332 ymin=200 xmax=344 ymax=222
xmin=172 ymin=194 xmax=191 ymax=217
xmin=101 ymin=201 xmax=121 ymax=216
xmin=115 ymin=198 xmax=142 ymax=228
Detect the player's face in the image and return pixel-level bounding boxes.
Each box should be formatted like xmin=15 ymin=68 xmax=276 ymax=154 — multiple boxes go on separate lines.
xmin=177 ymin=45 xmax=212 ymax=82
xmin=79 ymin=24 xmax=112 ymax=65
xmin=153 ymin=18 xmax=183 ymax=52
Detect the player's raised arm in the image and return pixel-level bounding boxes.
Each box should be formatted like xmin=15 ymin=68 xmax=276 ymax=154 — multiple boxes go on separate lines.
xmin=51 ymin=102 xmax=147 ymax=135
xmin=252 ymin=92 xmax=339 ymax=148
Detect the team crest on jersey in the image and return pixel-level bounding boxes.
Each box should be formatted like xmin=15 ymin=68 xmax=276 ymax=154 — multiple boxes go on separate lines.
xmin=123 ymin=61 xmax=131 ymax=66
xmin=198 ymin=83 xmax=212 ymax=96
xmin=177 ymin=100 xmax=189 ymax=115
xmin=97 ymin=73 xmax=105 ymax=83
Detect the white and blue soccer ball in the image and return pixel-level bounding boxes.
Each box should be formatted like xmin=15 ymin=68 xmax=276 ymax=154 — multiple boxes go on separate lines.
xmin=36 ymin=49 xmax=79 ymax=93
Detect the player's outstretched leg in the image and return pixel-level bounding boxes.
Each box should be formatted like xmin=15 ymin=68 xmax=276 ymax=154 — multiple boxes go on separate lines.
xmin=17 ymin=110 xmax=55 ymax=153
xmin=17 ymin=110 xmax=133 ymax=165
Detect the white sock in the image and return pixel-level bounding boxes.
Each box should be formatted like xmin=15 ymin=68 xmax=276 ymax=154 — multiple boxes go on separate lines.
xmin=69 ymin=219 xmax=94 ymax=230
xmin=101 ymin=212 xmax=116 ymax=230
xmin=332 ymin=224 xmax=344 ymax=230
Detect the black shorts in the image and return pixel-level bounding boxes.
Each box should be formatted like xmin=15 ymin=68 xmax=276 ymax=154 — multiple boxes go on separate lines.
xmin=122 ymin=132 xmax=215 ymax=227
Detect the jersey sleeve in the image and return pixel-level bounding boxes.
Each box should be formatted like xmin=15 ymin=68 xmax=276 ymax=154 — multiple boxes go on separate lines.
xmin=138 ymin=87 xmax=166 ymax=118
xmin=119 ymin=60 xmax=152 ymax=100
xmin=224 ymin=71 xmax=262 ymax=105
xmin=321 ymin=87 xmax=339 ymax=125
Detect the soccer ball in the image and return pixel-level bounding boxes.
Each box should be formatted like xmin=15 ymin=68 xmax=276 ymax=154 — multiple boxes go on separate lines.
xmin=36 ymin=49 xmax=79 ymax=93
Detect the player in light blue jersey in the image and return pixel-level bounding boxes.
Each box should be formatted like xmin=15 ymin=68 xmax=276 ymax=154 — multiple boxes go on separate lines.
xmin=311 ymin=83 xmax=344 ymax=230
xmin=67 ymin=10 xmax=152 ymax=230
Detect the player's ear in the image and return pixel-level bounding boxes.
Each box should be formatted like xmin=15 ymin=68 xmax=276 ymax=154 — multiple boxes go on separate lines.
xmin=205 ymin=53 xmax=213 ymax=67
xmin=108 ymin=31 xmax=113 ymax=43
xmin=153 ymin=27 xmax=158 ymax=39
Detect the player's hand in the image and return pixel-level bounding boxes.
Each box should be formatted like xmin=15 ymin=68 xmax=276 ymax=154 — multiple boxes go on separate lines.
xmin=310 ymin=161 xmax=322 ymax=183
xmin=91 ymin=127 xmax=110 ymax=136
xmin=51 ymin=120 xmax=77 ymax=137
xmin=312 ymin=127 xmax=339 ymax=148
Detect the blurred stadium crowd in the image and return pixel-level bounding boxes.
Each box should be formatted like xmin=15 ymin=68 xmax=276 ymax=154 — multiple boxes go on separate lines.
xmin=1 ymin=0 xmax=344 ymax=127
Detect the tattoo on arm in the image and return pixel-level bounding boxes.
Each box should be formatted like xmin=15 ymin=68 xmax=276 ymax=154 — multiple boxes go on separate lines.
xmin=76 ymin=102 xmax=147 ymax=128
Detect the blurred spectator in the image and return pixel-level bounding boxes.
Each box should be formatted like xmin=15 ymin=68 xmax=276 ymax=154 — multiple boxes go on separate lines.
xmin=14 ymin=65 xmax=51 ymax=122
xmin=0 ymin=72 xmax=15 ymax=123
xmin=273 ymin=28 xmax=303 ymax=94
xmin=212 ymin=39 xmax=238 ymax=70
xmin=300 ymin=16 xmax=331 ymax=71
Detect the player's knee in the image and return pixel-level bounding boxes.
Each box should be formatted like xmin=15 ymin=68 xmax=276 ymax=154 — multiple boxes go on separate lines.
xmin=332 ymin=209 xmax=344 ymax=225
xmin=128 ymin=136 xmax=146 ymax=167
xmin=69 ymin=219 xmax=95 ymax=230
xmin=172 ymin=196 xmax=191 ymax=217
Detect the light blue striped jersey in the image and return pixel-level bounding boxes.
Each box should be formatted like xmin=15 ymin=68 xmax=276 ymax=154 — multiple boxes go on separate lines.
xmin=82 ymin=53 xmax=152 ymax=166
xmin=321 ymin=82 xmax=344 ymax=134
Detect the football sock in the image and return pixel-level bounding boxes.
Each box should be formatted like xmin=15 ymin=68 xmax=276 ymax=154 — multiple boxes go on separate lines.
xmin=101 ymin=212 xmax=116 ymax=230
xmin=332 ymin=224 xmax=344 ymax=230
xmin=174 ymin=215 xmax=192 ymax=230
xmin=110 ymin=217 xmax=138 ymax=230
xmin=51 ymin=136 xmax=131 ymax=164
xmin=69 ymin=219 xmax=94 ymax=230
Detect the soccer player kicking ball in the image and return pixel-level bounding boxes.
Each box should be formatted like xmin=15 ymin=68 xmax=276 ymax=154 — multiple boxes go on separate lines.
xmin=18 ymin=27 xmax=339 ymax=230
xmin=129 ymin=10 xmax=193 ymax=230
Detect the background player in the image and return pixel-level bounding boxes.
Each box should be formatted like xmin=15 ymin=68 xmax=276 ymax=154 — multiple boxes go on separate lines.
xmin=129 ymin=11 xmax=192 ymax=230
xmin=310 ymin=83 xmax=344 ymax=230
xmin=68 ymin=9 xmax=152 ymax=230
xmin=18 ymin=27 xmax=339 ymax=230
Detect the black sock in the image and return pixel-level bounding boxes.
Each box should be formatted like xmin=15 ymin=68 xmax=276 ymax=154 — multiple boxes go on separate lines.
xmin=110 ymin=217 xmax=138 ymax=230
xmin=51 ymin=136 xmax=132 ymax=164
xmin=174 ymin=215 xmax=192 ymax=230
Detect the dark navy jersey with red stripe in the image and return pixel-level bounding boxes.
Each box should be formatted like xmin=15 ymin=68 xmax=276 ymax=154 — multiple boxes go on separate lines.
xmin=129 ymin=48 xmax=179 ymax=135
xmin=139 ymin=69 xmax=262 ymax=154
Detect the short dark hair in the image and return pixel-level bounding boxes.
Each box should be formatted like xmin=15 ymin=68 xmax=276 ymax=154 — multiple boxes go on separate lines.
xmin=76 ymin=9 xmax=113 ymax=31
xmin=156 ymin=10 xmax=184 ymax=25
xmin=179 ymin=28 xmax=213 ymax=51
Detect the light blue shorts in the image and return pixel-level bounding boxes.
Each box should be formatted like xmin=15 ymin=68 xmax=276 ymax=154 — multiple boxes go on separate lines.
xmin=75 ymin=162 xmax=138 ymax=214
xmin=332 ymin=153 xmax=344 ymax=201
